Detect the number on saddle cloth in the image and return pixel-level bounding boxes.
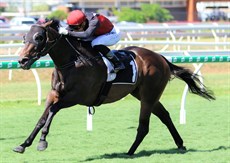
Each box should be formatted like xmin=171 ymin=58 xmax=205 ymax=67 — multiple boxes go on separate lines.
xmin=104 ymin=50 xmax=138 ymax=84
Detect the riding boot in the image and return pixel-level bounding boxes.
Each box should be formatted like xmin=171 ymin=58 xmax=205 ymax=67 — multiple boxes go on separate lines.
xmin=106 ymin=50 xmax=125 ymax=72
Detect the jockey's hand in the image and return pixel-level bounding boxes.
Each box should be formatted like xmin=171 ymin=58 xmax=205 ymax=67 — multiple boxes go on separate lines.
xmin=59 ymin=28 xmax=68 ymax=35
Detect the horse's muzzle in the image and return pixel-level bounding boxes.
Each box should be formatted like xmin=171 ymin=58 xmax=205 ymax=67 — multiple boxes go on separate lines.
xmin=18 ymin=57 xmax=32 ymax=70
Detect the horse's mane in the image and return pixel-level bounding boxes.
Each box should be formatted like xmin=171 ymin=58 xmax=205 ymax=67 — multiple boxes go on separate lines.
xmin=47 ymin=19 xmax=60 ymax=32
xmin=37 ymin=18 xmax=60 ymax=32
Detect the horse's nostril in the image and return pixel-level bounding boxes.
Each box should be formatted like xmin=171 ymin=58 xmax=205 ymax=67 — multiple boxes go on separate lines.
xmin=19 ymin=57 xmax=29 ymax=64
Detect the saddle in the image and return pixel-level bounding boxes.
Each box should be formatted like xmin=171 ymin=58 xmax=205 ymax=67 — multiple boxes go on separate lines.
xmin=93 ymin=50 xmax=138 ymax=106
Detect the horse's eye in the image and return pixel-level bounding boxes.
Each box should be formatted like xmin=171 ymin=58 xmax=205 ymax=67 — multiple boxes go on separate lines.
xmin=35 ymin=35 xmax=44 ymax=43
xmin=33 ymin=33 xmax=44 ymax=44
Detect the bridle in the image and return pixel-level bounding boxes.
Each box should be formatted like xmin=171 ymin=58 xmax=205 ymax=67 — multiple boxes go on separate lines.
xmin=23 ymin=25 xmax=62 ymax=62
xmin=37 ymin=28 xmax=62 ymax=58
xmin=23 ymin=24 xmax=102 ymax=70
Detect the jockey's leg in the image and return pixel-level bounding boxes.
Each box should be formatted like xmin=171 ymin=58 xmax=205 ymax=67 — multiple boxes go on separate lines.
xmin=94 ymin=45 xmax=125 ymax=72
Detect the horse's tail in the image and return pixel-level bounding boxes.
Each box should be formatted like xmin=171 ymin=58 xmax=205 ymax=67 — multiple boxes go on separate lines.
xmin=161 ymin=55 xmax=215 ymax=101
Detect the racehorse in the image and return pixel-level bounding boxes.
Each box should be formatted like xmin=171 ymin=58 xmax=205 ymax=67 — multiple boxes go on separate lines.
xmin=14 ymin=20 xmax=215 ymax=155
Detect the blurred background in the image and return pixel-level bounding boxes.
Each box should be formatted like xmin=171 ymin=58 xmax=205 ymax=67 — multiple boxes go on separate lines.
xmin=0 ymin=0 xmax=229 ymax=28
xmin=0 ymin=0 xmax=229 ymax=102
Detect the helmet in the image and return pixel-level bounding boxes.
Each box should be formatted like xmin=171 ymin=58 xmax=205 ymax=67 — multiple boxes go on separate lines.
xmin=67 ymin=10 xmax=86 ymax=25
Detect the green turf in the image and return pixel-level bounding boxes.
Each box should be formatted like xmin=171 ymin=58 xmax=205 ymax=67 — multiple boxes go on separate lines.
xmin=0 ymin=68 xmax=229 ymax=163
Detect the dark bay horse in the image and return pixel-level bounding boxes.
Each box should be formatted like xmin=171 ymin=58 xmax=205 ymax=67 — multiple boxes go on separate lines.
xmin=14 ymin=20 xmax=215 ymax=155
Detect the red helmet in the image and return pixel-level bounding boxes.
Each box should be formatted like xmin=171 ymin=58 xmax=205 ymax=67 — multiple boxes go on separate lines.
xmin=67 ymin=10 xmax=86 ymax=25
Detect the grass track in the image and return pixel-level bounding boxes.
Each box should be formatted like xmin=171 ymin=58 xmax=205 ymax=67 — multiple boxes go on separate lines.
xmin=0 ymin=63 xmax=229 ymax=163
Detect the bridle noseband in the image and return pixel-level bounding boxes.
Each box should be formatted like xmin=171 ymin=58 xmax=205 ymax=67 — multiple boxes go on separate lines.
xmin=38 ymin=29 xmax=62 ymax=58
xmin=23 ymin=24 xmax=102 ymax=70
xmin=24 ymin=25 xmax=62 ymax=61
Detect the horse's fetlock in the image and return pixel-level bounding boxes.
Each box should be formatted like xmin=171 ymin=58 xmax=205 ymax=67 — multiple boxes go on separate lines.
xmin=25 ymin=140 xmax=32 ymax=147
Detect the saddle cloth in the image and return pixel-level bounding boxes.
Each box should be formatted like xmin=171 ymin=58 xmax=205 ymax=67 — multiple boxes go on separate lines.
xmin=104 ymin=50 xmax=138 ymax=84
xmin=93 ymin=50 xmax=138 ymax=106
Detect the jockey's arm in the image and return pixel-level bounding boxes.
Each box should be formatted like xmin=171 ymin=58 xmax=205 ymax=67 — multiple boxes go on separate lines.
xmin=67 ymin=13 xmax=99 ymax=39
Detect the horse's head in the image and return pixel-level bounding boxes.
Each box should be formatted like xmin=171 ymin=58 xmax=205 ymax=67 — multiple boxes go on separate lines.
xmin=18 ymin=20 xmax=60 ymax=70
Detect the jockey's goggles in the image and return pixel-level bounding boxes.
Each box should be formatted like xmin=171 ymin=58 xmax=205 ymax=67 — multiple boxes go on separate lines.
xmin=69 ymin=21 xmax=85 ymax=30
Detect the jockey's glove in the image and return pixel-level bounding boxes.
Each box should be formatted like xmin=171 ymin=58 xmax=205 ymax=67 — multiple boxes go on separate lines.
xmin=59 ymin=27 xmax=68 ymax=35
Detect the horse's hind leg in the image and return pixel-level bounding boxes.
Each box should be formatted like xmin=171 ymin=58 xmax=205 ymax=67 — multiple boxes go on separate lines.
xmin=127 ymin=101 xmax=152 ymax=155
xmin=152 ymin=102 xmax=186 ymax=150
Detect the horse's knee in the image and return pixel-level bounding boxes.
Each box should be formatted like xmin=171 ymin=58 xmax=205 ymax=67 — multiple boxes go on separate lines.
xmin=34 ymin=117 xmax=46 ymax=131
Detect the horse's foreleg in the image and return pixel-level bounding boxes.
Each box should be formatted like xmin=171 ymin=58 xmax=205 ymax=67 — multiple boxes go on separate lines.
xmin=127 ymin=102 xmax=152 ymax=155
xmin=13 ymin=90 xmax=58 ymax=154
xmin=152 ymin=102 xmax=186 ymax=151
xmin=13 ymin=106 xmax=50 ymax=153
xmin=37 ymin=103 xmax=60 ymax=151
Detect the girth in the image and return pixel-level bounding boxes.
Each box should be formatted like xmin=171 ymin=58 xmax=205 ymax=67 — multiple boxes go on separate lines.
xmin=92 ymin=81 xmax=112 ymax=106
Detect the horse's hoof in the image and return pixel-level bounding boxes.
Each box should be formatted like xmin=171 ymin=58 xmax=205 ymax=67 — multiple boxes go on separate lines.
xmin=126 ymin=151 xmax=134 ymax=156
xmin=37 ymin=140 xmax=48 ymax=151
xmin=178 ymin=146 xmax=187 ymax=153
xmin=13 ymin=146 xmax=25 ymax=154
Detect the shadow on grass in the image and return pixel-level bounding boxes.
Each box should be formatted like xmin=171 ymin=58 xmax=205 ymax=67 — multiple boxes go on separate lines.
xmin=81 ymin=146 xmax=230 ymax=162
xmin=0 ymin=136 xmax=25 ymax=141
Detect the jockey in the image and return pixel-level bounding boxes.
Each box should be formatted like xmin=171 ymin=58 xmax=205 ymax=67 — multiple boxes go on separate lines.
xmin=59 ymin=10 xmax=125 ymax=72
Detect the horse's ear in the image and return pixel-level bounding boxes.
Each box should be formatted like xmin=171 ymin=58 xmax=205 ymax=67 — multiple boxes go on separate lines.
xmin=42 ymin=20 xmax=53 ymax=27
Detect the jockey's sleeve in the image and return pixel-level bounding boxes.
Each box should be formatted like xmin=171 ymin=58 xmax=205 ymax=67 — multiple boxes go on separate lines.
xmin=67 ymin=13 xmax=99 ymax=39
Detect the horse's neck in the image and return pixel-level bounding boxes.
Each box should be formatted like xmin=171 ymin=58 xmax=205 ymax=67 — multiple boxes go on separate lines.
xmin=66 ymin=38 xmax=96 ymax=57
xmin=49 ymin=37 xmax=100 ymax=69
xmin=49 ymin=35 xmax=106 ymax=98
xmin=48 ymin=38 xmax=74 ymax=67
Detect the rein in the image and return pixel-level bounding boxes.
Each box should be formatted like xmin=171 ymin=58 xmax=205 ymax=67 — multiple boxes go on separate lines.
xmin=39 ymin=31 xmax=62 ymax=57
xmin=24 ymin=26 xmax=62 ymax=63
xmin=27 ymin=24 xmax=101 ymax=70
xmin=55 ymin=37 xmax=102 ymax=70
